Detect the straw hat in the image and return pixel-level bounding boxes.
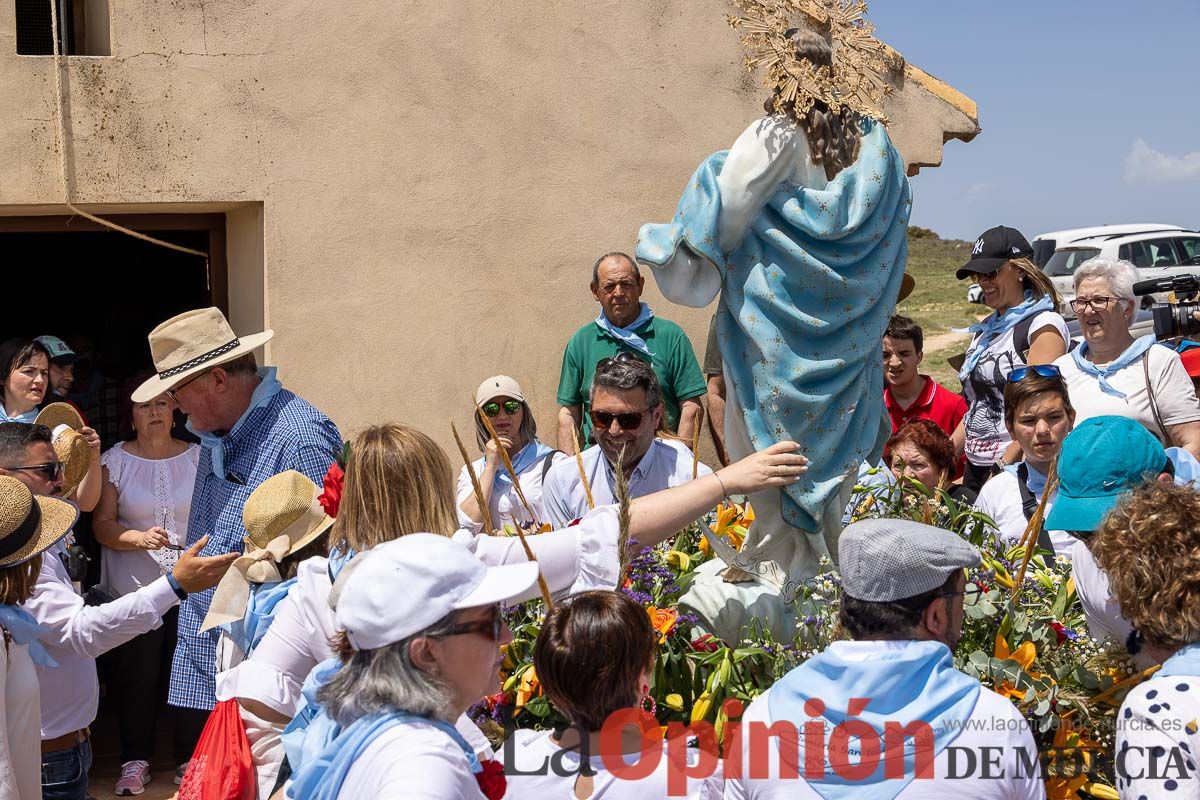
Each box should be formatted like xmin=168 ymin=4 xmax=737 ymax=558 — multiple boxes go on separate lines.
xmin=0 ymin=475 xmax=79 ymax=567
xmin=132 ymin=308 xmax=274 ymax=403
xmin=201 ymin=470 xmax=334 ymax=632
xmin=34 ymin=403 xmax=93 ymax=499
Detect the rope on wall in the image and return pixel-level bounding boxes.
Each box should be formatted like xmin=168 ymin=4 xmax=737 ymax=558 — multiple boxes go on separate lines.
xmin=45 ymin=0 xmax=212 ymax=273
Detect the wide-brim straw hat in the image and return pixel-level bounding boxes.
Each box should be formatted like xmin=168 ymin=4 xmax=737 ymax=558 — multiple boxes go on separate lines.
xmin=34 ymin=403 xmax=93 ymax=499
xmin=243 ymin=470 xmax=334 ymax=557
xmin=0 ymin=475 xmax=79 ymax=567
xmin=201 ymin=470 xmax=334 ymax=633
xmin=132 ymin=307 xmax=273 ymax=403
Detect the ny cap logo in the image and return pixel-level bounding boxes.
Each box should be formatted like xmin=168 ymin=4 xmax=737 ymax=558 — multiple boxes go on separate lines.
xmin=972 ymin=238 xmax=985 ymax=256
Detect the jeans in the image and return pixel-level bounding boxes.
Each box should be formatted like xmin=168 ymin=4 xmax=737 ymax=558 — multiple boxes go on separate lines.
xmin=41 ymin=738 xmax=92 ymax=800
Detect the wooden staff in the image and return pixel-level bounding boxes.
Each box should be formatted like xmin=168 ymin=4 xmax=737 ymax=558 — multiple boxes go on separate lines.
xmin=571 ymin=427 xmax=596 ymax=510
xmin=450 ymin=422 xmax=496 ymax=535
xmin=691 ymin=409 xmax=704 ymax=480
xmin=1010 ymin=460 xmax=1059 ymax=607
xmin=614 ymin=446 xmax=633 ymax=580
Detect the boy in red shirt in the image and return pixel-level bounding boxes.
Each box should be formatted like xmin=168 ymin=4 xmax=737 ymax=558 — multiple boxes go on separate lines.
xmin=883 ymin=315 xmax=966 ymax=438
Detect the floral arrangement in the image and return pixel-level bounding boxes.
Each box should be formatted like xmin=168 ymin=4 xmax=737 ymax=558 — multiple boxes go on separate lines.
xmin=470 ymin=477 xmax=1143 ymax=799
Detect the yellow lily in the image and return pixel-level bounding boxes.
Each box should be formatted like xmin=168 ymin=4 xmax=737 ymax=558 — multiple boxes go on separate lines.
xmin=702 ymin=501 xmax=754 ymax=553
xmin=514 ymin=666 xmax=541 ymax=714
xmin=664 ymin=693 xmax=684 ymax=712
xmin=665 ymin=550 xmax=692 ymax=571
xmin=691 ymin=691 xmax=714 ymax=723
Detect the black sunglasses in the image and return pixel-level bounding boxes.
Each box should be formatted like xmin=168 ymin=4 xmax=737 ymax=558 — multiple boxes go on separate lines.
xmin=6 ymin=462 xmax=63 ymax=482
xmin=481 ymin=400 xmax=521 ymax=417
xmin=590 ymin=409 xmax=647 ymax=431
xmin=1007 ymin=364 xmax=1061 ymax=383
xmin=597 ymin=351 xmax=648 ymax=369
xmin=433 ymin=606 xmax=503 ymax=641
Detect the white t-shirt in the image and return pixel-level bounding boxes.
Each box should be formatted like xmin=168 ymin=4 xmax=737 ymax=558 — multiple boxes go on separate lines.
xmin=1067 ymin=539 xmax=1157 ymax=670
xmin=1116 ymin=671 xmax=1200 ymax=798
xmin=973 ymin=465 xmax=1074 ymax=558
xmin=99 ymin=442 xmax=200 ymax=596
xmin=1053 ymin=344 xmax=1200 ymax=441
xmin=501 ymin=728 xmax=723 ymax=799
xmin=963 ymin=311 xmax=1069 ymax=466
xmin=455 ymin=447 xmax=568 ymax=533
xmin=336 ymin=720 xmax=486 ymax=800
xmin=725 ymin=644 xmax=1045 ymax=799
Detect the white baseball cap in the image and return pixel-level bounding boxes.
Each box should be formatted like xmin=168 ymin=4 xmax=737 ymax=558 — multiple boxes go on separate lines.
xmin=334 ymin=533 xmax=539 ymax=651
xmin=474 ymin=375 xmax=526 ymax=406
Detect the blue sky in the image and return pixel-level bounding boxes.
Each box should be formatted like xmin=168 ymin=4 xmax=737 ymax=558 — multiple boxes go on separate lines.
xmin=866 ymin=1 xmax=1200 ymax=241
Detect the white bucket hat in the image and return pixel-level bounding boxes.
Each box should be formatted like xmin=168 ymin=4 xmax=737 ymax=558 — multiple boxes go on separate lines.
xmin=334 ymin=533 xmax=538 ymax=651
xmin=132 ymin=308 xmax=273 ymax=403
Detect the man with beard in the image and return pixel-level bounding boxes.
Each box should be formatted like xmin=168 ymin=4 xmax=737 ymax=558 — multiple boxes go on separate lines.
xmin=542 ymin=353 xmax=710 ymax=527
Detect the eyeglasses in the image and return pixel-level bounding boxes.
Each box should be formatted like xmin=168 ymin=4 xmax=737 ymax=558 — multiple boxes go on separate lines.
xmin=1069 ymin=296 xmax=1122 ymax=313
xmin=1007 ymin=364 xmax=1061 ymax=383
xmin=165 ymin=369 xmax=213 ymax=402
xmin=590 ymin=409 xmax=648 ymax=431
xmin=938 ymin=584 xmax=983 ymax=608
xmin=481 ymin=400 xmax=521 ymax=417
xmin=433 ymin=607 xmax=503 ymax=641
xmin=5 ymin=462 xmax=63 ymax=482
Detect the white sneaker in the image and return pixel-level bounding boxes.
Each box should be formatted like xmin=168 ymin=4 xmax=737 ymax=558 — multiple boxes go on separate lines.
xmin=175 ymin=761 xmax=190 ymax=785
xmin=114 ymin=760 xmax=151 ymax=796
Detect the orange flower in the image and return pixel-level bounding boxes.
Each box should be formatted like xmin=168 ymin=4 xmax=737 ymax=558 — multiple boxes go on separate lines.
xmin=702 ymin=501 xmax=754 ymax=553
xmin=993 ymin=632 xmax=1046 ymax=701
xmin=514 ymin=666 xmax=541 ymax=712
xmin=647 ymin=606 xmax=678 ymax=643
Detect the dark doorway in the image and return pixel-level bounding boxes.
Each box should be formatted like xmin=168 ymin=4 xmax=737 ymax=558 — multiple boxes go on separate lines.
xmin=0 ymin=213 xmax=226 ymax=442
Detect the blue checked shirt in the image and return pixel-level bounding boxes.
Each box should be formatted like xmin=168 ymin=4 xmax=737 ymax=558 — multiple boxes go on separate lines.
xmin=168 ymin=388 xmax=341 ymax=710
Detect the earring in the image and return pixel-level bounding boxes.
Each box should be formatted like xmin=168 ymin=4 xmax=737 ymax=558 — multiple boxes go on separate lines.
xmin=640 ymin=684 xmax=656 ymax=715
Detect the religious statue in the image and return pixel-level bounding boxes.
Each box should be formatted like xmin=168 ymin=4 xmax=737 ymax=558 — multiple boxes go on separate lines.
xmin=635 ymin=1 xmax=912 ymax=643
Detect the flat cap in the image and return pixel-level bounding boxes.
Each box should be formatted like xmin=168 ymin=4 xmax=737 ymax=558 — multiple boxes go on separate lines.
xmin=838 ymin=518 xmax=981 ymax=602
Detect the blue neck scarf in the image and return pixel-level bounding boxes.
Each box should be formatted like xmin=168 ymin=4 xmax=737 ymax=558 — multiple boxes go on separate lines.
xmin=1160 ymin=641 xmax=1200 ymax=677
xmin=767 ymin=640 xmax=980 ymax=800
xmin=221 ymin=577 xmax=296 ymax=657
xmin=1004 ymin=460 xmax=1049 ymax=499
xmin=326 ymin=548 xmax=354 ymax=583
xmin=494 ymin=441 xmax=553 ymax=492
xmin=285 ymin=659 xmax=481 ymax=800
xmin=594 ymin=302 xmax=655 ymax=357
xmin=0 ymin=404 xmax=39 ymax=424
xmin=959 ymin=292 xmax=1054 ymax=381
xmin=1071 ymin=335 xmax=1158 ymax=399
xmin=0 ymin=604 xmax=57 ymax=667
xmin=188 ymin=367 xmax=283 ymax=480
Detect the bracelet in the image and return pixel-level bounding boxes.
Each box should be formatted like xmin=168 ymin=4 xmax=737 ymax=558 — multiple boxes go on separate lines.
xmin=713 ymin=471 xmax=730 ymax=500
xmin=166 ymin=573 xmax=188 ymax=601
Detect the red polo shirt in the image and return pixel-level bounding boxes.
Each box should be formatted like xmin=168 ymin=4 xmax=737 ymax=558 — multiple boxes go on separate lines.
xmin=884 ymin=375 xmax=967 ymax=438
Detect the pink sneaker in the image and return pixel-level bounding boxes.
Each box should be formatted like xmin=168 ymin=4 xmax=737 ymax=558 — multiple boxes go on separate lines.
xmin=115 ymin=760 xmax=151 ymax=796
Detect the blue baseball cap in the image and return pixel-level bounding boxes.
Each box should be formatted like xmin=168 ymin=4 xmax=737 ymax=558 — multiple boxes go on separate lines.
xmin=1044 ymin=416 xmax=1168 ymax=533
xmin=35 ymin=336 xmax=76 ymax=364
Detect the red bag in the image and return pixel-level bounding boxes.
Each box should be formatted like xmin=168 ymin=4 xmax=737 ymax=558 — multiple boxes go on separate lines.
xmin=178 ymin=698 xmax=256 ymax=800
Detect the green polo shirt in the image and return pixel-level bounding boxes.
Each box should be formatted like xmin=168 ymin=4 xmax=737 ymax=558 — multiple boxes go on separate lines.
xmin=557 ymin=316 xmax=707 ymax=442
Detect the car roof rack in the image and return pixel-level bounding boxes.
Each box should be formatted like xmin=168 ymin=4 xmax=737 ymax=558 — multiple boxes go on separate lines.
xmin=1067 ymin=228 xmax=1198 ymax=243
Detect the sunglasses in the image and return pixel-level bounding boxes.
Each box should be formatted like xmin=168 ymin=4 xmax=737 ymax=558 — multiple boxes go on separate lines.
xmin=597 ymin=352 xmax=648 ymax=369
xmin=590 ymin=409 xmax=647 ymax=431
xmin=1007 ymin=364 xmax=1061 ymax=383
xmin=6 ymin=462 xmax=63 ymax=482
xmin=481 ymin=400 xmax=521 ymax=417
xmin=434 ymin=606 xmax=503 ymax=641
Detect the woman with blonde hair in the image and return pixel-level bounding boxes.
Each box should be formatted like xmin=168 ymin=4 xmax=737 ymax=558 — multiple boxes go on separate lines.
xmin=227 ymin=422 xmax=806 ymax=795
xmin=1092 ymin=480 xmax=1200 ymax=798
xmin=0 ymin=475 xmax=79 ymax=800
xmin=954 ymin=226 xmax=1068 ymax=492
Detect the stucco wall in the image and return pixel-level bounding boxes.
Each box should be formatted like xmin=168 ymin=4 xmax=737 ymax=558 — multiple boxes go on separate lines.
xmin=0 ymin=0 xmax=976 ymax=460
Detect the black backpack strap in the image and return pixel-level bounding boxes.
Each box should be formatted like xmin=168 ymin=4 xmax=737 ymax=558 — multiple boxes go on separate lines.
xmin=1016 ymin=463 xmax=1058 ymax=554
xmin=540 ymin=449 xmax=565 ymax=483
xmin=1012 ymin=314 xmax=1036 ymax=360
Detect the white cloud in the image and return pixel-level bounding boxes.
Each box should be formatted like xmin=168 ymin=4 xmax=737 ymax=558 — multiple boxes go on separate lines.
xmin=964 ymin=182 xmax=995 ymax=204
xmin=1123 ymin=138 xmax=1200 ymax=184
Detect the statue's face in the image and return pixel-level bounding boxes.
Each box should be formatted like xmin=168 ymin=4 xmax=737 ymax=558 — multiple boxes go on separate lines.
xmin=590 ymin=385 xmax=660 ymax=469
xmin=591 ymin=258 xmax=645 ymax=328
